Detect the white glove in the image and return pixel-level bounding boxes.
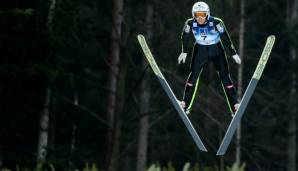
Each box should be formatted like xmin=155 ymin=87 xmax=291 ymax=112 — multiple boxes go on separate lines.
xmin=178 ymin=53 xmax=187 ymax=64
xmin=232 ymin=54 xmax=241 ymax=64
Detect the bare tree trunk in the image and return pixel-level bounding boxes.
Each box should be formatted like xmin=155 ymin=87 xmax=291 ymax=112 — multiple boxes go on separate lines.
xmin=287 ymin=0 xmax=297 ymax=170
xmin=105 ymin=0 xmax=123 ymax=169
xmin=71 ymin=93 xmax=78 ymax=152
xmin=37 ymin=0 xmax=56 ymax=163
xmin=49 ymin=95 xmax=56 ymax=150
xmin=108 ymin=61 xmax=126 ymax=171
xmin=288 ymin=48 xmax=297 ymax=171
xmin=37 ymin=87 xmax=51 ymax=163
xmin=136 ymin=3 xmax=153 ymax=171
xmin=236 ymin=0 xmax=245 ymax=165
xmin=288 ymin=46 xmax=297 ymax=171
xmin=47 ymin=0 xmax=56 ymax=32
xmin=68 ymin=92 xmax=78 ymax=170
xmin=108 ymin=119 xmax=121 ymax=171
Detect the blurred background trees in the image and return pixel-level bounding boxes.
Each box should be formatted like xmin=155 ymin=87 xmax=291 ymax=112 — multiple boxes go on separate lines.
xmin=0 ymin=0 xmax=297 ymax=170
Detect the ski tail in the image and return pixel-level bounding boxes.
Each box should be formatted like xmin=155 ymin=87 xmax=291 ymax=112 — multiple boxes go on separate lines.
xmin=216 ymin=35 xmax=276 ymax=155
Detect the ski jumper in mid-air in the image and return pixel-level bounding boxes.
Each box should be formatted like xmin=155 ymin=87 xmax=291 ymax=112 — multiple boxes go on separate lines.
xmin=178 ymin=1 xmax=241 ymax=115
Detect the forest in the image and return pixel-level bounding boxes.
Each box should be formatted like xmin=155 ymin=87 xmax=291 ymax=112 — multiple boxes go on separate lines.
xmin=0 ymin=0 xmax=298 ymax=171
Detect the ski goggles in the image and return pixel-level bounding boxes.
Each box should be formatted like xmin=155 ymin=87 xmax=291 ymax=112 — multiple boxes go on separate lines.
xmin=194 ymin=11 xmax=208 ymax=18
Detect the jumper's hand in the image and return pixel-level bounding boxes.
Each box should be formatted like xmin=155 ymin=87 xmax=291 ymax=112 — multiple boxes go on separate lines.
xmin=232 ymin=54 xmax=241 ymax=64
xmin=178 ymin=53 xmax=187 ymax=64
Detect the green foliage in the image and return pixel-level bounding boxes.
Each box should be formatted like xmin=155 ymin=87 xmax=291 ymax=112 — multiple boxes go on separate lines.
xmin=36 ymin=162 xmax=56 ymax=171
xmin=146 ymin=162 xmax=246 ymax=171
xmin=226 ymin=163 xmax=246 ymax=171
xmin=147 ymin=162 xmax=221 ymax=171
xmin=0 ymin=162 xmax=102 ymax=171
xmin=147 ymin=164 xmax=161 ymax=171
xmin=82 ymin=163 xmax=100 ymax=171
xmin=163 ymin=162 xmax=175 ymax=171
xmin=1 ymin=168 xmax=12 ymax=171
xmin=9 ymin=8 xmax=34 ymax=17
xmin=202 ymin=166 xmax=216 ymax=171
xmin=0 ymin=8 xmax=34 ymax=18
xmin=182 ymin=162 xmax=191 ymax=171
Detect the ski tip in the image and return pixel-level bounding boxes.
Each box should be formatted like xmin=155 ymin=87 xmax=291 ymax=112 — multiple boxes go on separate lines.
xmin=198 ymin=144 xmax=208 ymax=152
xmin=216 ymin=145 xmax=228 ymax=155
xmin=216 ymin=152 xmax=224 ymax=156
xmin=216 ymin=149 xmax=226 ymax=155
xmin=137 ymin=34 xmax=144 ymax=39
xmin=202 ymin=148 xmax=208 ymax=152
xmin=268 ymin=35 xmax=276 ymax=40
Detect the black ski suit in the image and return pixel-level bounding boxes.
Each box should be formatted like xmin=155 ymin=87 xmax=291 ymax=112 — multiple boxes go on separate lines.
xmin=181 ymin=16 xmax=238 ymax=113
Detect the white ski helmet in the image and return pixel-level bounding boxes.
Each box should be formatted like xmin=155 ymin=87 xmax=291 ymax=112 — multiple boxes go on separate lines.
xmin=192 ymin=2 xmax=210 ymax=19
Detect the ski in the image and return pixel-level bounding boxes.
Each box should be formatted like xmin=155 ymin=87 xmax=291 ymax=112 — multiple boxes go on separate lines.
xmin=137 ymin=34 xmax=207 ymax=152
xmin=216 ymin=35 xmax=276 ymax=155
